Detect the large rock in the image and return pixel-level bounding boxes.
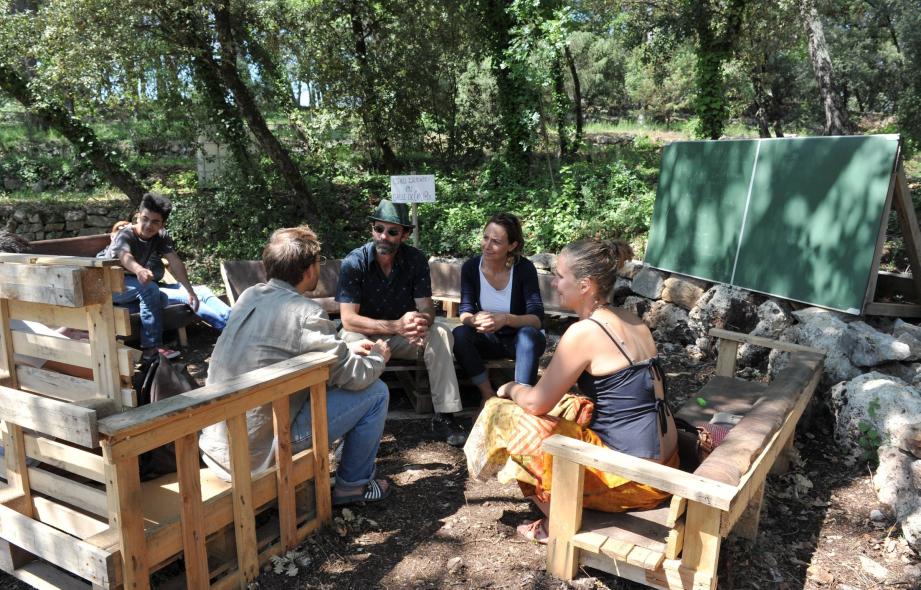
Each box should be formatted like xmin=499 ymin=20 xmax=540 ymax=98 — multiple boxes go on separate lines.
xmin=612 ymin=276 xmax=632 ymax=299
xmin=874 ymin=446 xmax=921 ymax=552
xmin=618 ymin=260 xmax=643 ymax=279
xmin=622 ymin=295 xmax=653 ymax=319
xmin=661 ymin=275 xmax=709 ymax=310
xmin=643 ymin=301 xmax=694 ymax=344
xmin=779 ymin=310 xmax=859 ymax=382
xmin=738 ymin=299 xmax=795 ymax=368
xmin=829 ymin=372 xmax=921 ymax=456
xmin=528 ymin=252 xmax=556 ymax=273
xmin=843 ymin=321 xmax=913 ymax=367
xmin=687 ymin=284 xmax=758 ymax=340
xmin=631 ymin=267 xmax=668 ymax=300
xmin=876 ymin=362 xmax=921 ymax=387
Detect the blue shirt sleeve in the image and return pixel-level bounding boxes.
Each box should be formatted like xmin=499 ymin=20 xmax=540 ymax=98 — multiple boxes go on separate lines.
xmin=459 ymin=257 xmax=479 ymax=315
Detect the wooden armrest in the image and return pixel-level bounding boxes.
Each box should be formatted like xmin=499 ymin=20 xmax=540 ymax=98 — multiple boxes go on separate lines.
xmin=542 ymin=435 xmax=737 ymax=510
xmin=98 ymin=352 xmax=336 ymax=444
xmin=708 ymin=327 xmax=822 ymax=355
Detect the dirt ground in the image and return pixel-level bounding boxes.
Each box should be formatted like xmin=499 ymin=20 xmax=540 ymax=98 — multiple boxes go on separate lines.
xmin=3 ymin=323 xmax=920 ymax=589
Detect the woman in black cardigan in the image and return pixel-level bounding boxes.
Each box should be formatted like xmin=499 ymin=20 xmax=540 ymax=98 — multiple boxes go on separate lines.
xmin=453 ymin=213 xmax=546 ymax=404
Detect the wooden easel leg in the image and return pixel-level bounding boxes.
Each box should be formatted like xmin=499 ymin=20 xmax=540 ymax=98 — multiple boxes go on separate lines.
xmin=546 ymin=457 xmax=584 ymax=581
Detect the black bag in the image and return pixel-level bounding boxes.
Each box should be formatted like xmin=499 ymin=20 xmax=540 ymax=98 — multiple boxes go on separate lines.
xmin=134 ymin=354 xmax=198 ymax=481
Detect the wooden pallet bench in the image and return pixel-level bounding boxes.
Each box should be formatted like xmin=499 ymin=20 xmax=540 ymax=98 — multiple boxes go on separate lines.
xmin=0 ymin=254 xmax=336 ymax=589
xmin=543 ymin=328 xmax=825 ymax=589
xmin=30 ymin=233 xmax=199 ymax=347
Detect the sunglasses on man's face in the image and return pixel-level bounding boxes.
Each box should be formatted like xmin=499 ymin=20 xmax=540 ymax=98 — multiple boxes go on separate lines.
xmin=373 ymin=225 xmax=403 ymax=237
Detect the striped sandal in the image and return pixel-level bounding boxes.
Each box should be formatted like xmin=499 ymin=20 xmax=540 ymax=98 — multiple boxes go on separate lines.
xmin=332 ymin=478 xmax=391 ymax=507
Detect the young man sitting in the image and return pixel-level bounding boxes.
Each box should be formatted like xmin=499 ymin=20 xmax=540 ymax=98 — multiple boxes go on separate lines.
xmin=103 ymin=193 xmax=198 ymax=359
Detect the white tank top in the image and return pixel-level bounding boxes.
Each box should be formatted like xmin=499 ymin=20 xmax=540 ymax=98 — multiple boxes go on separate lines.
xmin=479 ymin=260 xmax=514 ymax=313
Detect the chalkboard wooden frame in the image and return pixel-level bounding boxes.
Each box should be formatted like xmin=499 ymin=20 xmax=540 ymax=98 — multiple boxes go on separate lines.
xmin=645 ymin=135 xmax=921 ymax=316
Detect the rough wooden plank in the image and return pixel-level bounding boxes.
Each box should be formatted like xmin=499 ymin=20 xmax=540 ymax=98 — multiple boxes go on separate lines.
xmin=273 ymin=398 xmax=297 ymax=550
xmin=666 ymin=496 xmax=687 ymax=528
xmin=571 ymin=531 xmax=608 ymax=554
xmin=0 ymin=265 xmax=85 ymax=307
xmin=894 ymin=165 xmax=921 ymax=300
xmin=31 ymin=496 xmax=109 ymax=540
xmin=175 ymin=433 xmax=209 ymax=589
xmin=625 ymin=544 xmax=665 ymax=570
xmin=0 ymin=421 xmax=32 ymax=522
xmin=714 ymin=339 xmax=738 ymax=378
xmin=8 ymin=300 xmax=130 ymax=337
xmin=732 ymin=482 xmax=764 ymax=541
xmin=708 ymin=328 xmax=822 ymax=354
xmin=546 ymin=456 xmax=584 ymax=580
xmin=0 ymin=383 xmax=98 ymax=447
xmin=0 ymin=253 xmax=115 ymax=268
xmin=227 ymin=414 xmax=259 ymax=583
xmin=309 ymin=382 xmax=332 ymax=527
xmin=9 ymin=560 xmax=93 ymax=590
xmin=98 ymin=352 xmax=335 ymax=443
xmin=580 ymin=551 xmax=669 ymax=590
xmin=102 ymin=449 xmax=150 ymax=590
xmin=10 ymin=330 xmax=137 ymax=377
xmin=681 ymin=502 xmax=722 ymax=590
xmin=85 ymin=299 xmax=123 ymax=409
xmin=0 ymin=503 xmax=114 ymax=586
xmin=30 ymin=465 xmax=109 ymax=516
xmin=24 ymin=434 xmax=106 ymax=482
xmin=16 ymin=364 xmax=97 ymax=398
xmin=542 ymin=435 xmax=737 ymax=511
xmin=864 ymin=301 xmax=921 ymax=318
xmin=665 ymin=520 xmax=685 ymax=560
xmin=864 ymin=166 xmax=898 ymax=311
xmin=0 ymin=299 xmax=16 ymax=384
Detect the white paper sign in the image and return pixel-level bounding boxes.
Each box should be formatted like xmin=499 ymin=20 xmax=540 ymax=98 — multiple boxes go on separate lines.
xmin=390 ymin=175 xmax=436 ymax=203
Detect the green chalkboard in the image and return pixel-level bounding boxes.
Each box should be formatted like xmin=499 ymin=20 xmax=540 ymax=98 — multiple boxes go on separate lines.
xmin=645 ymin=135 xmax=900 ymax=313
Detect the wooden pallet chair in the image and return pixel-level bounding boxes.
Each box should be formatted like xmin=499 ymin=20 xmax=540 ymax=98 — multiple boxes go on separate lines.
xmin=542 ymin=329 xmax=825 ymax=589
xmin=0 ymin=254 xmax=336 ymax=588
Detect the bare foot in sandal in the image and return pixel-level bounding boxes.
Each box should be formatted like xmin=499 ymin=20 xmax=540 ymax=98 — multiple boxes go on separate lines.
xmin=516 ymin=518 xmax=548 ymax=544
xmin=332 ymin=478 xmax=391 ymax=507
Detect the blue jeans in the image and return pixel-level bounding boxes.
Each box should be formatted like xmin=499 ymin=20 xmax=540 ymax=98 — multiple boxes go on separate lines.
xmin=160 ymin=285 xmax=232 ymax=330
xmin=112 ymin=276 xmax=164 ymax=349
xmin=290 ymin=379 xmax=389 ymax=488
xmin=452 ymin=325 xmax=546 ymax=386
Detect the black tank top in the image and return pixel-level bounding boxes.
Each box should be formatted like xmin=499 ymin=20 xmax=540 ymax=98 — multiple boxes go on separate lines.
xmin=576 ymin=318 xmax=670 ymax=460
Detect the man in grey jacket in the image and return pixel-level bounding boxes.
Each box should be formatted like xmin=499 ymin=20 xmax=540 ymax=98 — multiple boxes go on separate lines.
xmin=199 ymin=226 xmax=393 ymax=505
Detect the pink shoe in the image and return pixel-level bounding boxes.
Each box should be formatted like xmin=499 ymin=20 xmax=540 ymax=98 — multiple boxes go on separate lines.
xmin=158 ymin=347 xmax=181 ymax=360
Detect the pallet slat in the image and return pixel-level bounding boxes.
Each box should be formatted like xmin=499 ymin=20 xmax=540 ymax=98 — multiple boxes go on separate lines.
xmin=11 ymin=330 xmax=138 ymax=377
xmin=0 ymin=384 xmax=98 ymax=447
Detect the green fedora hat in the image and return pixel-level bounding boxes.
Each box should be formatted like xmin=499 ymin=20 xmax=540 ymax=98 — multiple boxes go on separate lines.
xmin=369 ymin=199 xmax=412 ymax=228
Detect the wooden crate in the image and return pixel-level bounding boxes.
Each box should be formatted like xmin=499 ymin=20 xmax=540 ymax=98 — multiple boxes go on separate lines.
xmin=0 ymin=254 xmax=336 ymax=588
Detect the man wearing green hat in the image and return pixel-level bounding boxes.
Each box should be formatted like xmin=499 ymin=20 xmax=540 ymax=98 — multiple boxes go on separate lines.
xmin=336 ymin=199 xmax=467 ymax=446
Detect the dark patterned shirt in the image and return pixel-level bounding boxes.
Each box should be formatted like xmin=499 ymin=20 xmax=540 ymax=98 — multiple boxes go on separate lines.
xmin=336 ymin=242 xmax=432 ymax=320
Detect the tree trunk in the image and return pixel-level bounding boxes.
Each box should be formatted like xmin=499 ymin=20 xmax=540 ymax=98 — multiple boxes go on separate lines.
xmin=802 ymin=0 xmax=852 ymax=135
xmin=348 ymin=0 xmax=399 ymax=171
xmin=751 ymin=68 xmax=772 ymax=138
xmin=212 ymin=4 xmax=316 ymax=209
xmin=552 ymin=54 xmax=569 ymax=159
xmin=0 ymin=65 xmax=147 ymax=206
xmin=564 ymin=45 xmax=583 ymax=152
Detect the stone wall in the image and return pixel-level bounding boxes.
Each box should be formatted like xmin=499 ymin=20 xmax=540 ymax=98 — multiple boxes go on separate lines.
xmin=0 ymin=198 xmax=135 ymax=241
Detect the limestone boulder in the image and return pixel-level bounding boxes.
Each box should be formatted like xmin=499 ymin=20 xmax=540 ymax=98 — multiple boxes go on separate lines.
xmin=661 ymin=275 xmax=709 ymax=310
xmin=894 ymin=319 xmax=921 ymax=342
xmin=874 ymin=446 xmax=921 ymax=552
xmin=829 ymin=372 xmax=921 ymax=457
xmin=687 ymin=284 xmax=758 ymax=340
xmin=738 ymin=299 xmax=795 ymax=368
xmin=876 ymin=362 xmax=921 ymax=387
xmin=612 ymin=276 xmax=632 ymax=299
xmin=843 ymin=321 xmax=912 ymax=367
xmin=631 ymin=267 xmax=668 ymax=300
xmin=528 ymin=252 xmax=556 ymax=273
xmin=643 ymin=301 xmax=695 ymax=344
xmin=622 ymin=295 xmax=653 ymax=320
xmin=778 ymin=311 xmax=859 ymax=382
xmin=618 ymin=260 xmax=643 ymax=279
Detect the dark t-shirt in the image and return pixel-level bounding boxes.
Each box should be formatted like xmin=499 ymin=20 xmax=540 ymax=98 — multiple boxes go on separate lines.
xmin=335 ymin=242 xmax=432 ymax=320
xmin=104 ymin=226 xmax=174 ymax=281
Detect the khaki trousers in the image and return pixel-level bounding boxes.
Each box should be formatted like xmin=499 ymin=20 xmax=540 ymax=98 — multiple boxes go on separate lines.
xmin=340 ymin=318 xmax=463 ymax=414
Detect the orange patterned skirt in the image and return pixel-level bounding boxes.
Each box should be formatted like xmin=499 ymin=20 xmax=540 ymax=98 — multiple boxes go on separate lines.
xmin=464 ymin=395 xmax=676 ymax=512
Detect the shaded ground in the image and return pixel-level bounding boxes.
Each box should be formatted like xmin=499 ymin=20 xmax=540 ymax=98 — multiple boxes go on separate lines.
xmin=2 ymin=324 xmax=920 ymax=589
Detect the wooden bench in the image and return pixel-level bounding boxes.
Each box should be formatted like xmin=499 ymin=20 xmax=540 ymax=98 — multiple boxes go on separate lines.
xmin=542 ymin=328 xmax=825 ymax=589
xmin=29 ymin=233 xmax=199 ymax=346
xmin=0 ymin=254 xmax=336 ymax=588
xmin=430 ymin=259 xmax=577 ymax=319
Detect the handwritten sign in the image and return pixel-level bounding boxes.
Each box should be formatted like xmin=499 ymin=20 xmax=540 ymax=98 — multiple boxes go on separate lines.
xmin=390 ymin=175 xmax=436 ymax=203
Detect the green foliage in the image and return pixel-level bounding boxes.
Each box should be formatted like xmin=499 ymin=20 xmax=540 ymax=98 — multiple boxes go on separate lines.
xmin=857 ymin=398 xmax=882 ymax=465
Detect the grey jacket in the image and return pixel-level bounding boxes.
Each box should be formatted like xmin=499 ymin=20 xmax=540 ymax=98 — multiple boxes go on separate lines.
xmin=199 ymin=279 xmax=385 ymax=479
